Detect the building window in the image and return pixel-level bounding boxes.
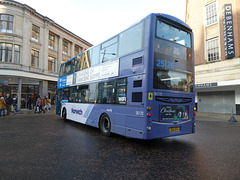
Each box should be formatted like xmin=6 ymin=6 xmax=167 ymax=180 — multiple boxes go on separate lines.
xmin=0 ymin=14 xmax=13 ymax=33
xmin=205 ymin=2 xmax=218 ymax=26
xmin=48 ymin=56 xmax=56 ymax=72
xmin=31 ymin=50 xmax=39 ymax=67
xmin=14 ymin=45 xmax=20 ymax=64
xmin=74 ymin=46 xmax=80 ymax=56
xmin=0 ymin=43 xmax=12 ymax=62
xmin=48 ymin=34 xmax=55 ymax=50
xmin=63 ymin=40 xmax=68 ymax=55
xmin=32 ymin=25 xmax=40 ymax=42
xmin=206 ymin=38 xmax=219 ymax=62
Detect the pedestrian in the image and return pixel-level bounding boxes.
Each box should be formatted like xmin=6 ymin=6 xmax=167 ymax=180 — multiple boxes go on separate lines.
xmin=44 ymin=96 xmax=50 ymax=111
xmin=5 ymin=94 xmax=13 ymax=115
xmin=38 ymin=97 xmax=45 ymax=113
xmin=12 ymin=95 xmax=18 ymax=113
xmin=0 ymin=96 xmax=6 ymax=116
xmin=28 ymin=95 xmax=32 ymax=110
xmin=35 ymin=98 xmax=39 ymax=113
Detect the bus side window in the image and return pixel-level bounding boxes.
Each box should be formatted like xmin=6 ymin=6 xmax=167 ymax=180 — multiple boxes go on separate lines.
xmin=116 ymin=78 xmax=127 ymax=104
xmin=97 ymin=81 xmax=116 ymax=104
xmin=63 ymin=88 xmax=70 ymax=100
xmin=68 ymin=86 xmax=77 ymax=102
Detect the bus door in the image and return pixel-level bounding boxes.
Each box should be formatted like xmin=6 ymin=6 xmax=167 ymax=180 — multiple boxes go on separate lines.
xmin=56 ymin=89 xmax=62 ymax=115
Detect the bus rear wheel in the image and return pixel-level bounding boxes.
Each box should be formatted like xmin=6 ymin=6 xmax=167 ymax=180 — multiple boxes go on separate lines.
xmin=62 ymin=108 xmax=67 ymax=122
xmin=99 ymin=114 xmax=111 ymax=137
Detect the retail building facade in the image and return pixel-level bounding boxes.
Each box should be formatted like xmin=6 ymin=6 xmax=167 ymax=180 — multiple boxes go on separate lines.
xmin=186 ymin=0 xmax=240 ymax=114
xmin=0 ymin=0 xmax=92 ymax=109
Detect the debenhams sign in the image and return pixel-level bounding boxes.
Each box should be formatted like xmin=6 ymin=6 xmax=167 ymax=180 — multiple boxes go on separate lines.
xmin=223 ymin=4 xmax=235 ymax=59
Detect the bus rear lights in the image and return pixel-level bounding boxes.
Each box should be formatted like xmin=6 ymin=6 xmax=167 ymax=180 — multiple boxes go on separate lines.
xmin=147 ymin=126 xmax=152 ymax=131
xmin=194 ymin=107 xmax=197 ymax=111
xmin=147 ymin=106 xmax=152 ymax=111
xmin=193 ymin=112 xmax=196 ymax=116
xmin=147 ymin=113 xmax=152 ymax=117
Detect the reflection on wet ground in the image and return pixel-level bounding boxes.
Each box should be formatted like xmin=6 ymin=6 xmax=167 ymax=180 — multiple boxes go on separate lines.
xmin=0 ymin=115 xmax=239 ymax=179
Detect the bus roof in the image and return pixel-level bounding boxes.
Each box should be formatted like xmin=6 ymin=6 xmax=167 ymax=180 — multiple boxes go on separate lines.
xmin=65 ymin=13 xmax=191 ymax=63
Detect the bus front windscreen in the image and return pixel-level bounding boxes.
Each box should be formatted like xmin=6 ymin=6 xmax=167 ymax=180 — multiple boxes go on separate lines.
xmin=153 ymin=20 xmax=193 ymax=92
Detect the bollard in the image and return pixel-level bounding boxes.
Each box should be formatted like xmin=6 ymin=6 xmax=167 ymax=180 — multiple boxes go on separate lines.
xmin=229 ymin=108 xmax=237 ymax=122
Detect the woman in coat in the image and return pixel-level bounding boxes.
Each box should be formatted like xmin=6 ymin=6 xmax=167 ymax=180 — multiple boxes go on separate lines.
xmin=0 ymin=96 xmax=7 ymax=116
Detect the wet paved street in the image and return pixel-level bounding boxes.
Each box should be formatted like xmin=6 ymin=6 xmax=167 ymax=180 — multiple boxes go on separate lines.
xmin=0 ymin=114 xmax=240 ymax=179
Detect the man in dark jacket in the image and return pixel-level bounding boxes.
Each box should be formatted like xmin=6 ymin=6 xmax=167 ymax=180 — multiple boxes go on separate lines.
xmin=28 ymin=95 xmax=32 ymax=110
xmin=5 ymin=94 xmax=13 ymax=115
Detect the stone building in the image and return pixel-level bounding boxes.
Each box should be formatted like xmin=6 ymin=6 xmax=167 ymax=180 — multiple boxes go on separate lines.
xmin=0 ymin=0 xmax=92 ymax=109
xmin=186 ymin=0 xmax=240 ymax=114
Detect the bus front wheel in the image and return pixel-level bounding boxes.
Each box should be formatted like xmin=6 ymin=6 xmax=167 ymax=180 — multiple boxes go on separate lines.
xmin=99 ymin=114 xmax=111 ymax=137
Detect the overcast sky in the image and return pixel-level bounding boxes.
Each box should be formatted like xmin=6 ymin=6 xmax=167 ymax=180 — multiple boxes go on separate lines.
xmin=18 ymin=0 xmax=186 ymax=45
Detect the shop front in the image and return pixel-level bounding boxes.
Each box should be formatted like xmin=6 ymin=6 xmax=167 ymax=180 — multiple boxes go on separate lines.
xmin=0 ymin=76 xmax=56 ymax=110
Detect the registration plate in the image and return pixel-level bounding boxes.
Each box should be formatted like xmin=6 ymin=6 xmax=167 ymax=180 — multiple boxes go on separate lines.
xmin=169 ymin=127 xmax=180 ymax=132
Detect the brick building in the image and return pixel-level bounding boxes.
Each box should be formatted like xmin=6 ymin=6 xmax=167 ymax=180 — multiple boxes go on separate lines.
xmin=0 ymin=0 xmax=92 ymax=109
xmin=186 ymin=0 xmax=240 ymax=114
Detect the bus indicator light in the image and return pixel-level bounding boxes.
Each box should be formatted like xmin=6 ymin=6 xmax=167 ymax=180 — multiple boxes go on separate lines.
xmin=147 ymin=106 xmax=152 ymax=111
xmin=194 ymin=107 xmax=197 ymax=111
xmin=148 ymin=93 xmax=153 ymax=100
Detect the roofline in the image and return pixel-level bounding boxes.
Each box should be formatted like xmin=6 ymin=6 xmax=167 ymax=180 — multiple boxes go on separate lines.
xmin=0 ymin=0 xmax=93 ymax=47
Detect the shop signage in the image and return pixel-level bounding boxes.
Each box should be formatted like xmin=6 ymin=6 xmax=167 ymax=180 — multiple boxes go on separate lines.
xmin=223 ymin=4 xmax=235 ymax=59
xmin=196 ymin=83 xmax=218 ymax=88
xmin=0 ymin=81 xmax=8 ymax=85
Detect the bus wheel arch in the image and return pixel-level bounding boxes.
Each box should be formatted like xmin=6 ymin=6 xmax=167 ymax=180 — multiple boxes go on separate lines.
xmin=99 ymin=113 xmax=111 ymax=137
xmin=62 ymin=107 xmax=68 ymax=122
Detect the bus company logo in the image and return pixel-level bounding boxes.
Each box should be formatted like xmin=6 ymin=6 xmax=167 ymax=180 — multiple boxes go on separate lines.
xmin=71 ymin=108 xmax=83 ymax=115
xmin=160 ymin=106 xmax=175 ymax=114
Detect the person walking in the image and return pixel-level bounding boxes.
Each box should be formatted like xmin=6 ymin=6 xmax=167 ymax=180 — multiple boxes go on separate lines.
xmin=28 ymin=95 xmax=32 ymax=110
xmin=12 ymin=95 xmax=18 ymax=113
xmin=38 ymin=97 xmax=45 ymax=113
xmin=34 ymin=98 xmax=39 ymax=113
xmin=44 ymin=96 xmax=50 ymax=111
xmin=0 ymin=96 xmax=6 ymax=116
xmin=5 ymin=94 xmax=13 ymax=115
